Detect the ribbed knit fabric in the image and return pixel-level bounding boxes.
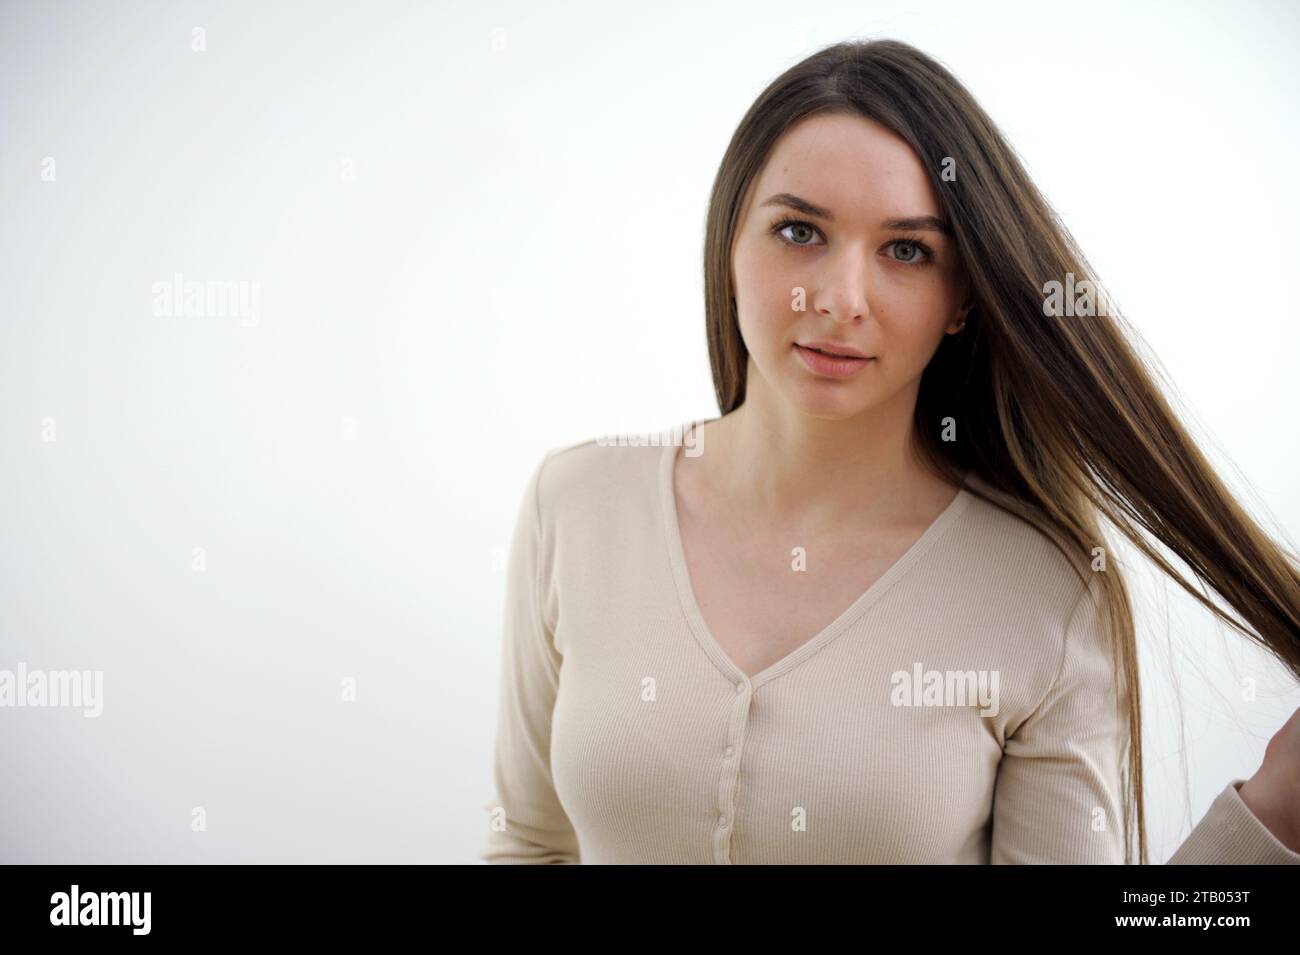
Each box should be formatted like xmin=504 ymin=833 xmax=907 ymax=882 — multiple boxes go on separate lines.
xmin=481 ymin=429 xmax=1300 ymax=865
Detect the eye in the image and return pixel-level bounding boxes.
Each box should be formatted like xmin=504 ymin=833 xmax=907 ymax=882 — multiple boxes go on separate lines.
xmin=768 ymin=217 xmax=936 ymax=268
xmin=768 ymin=216 xmax=824 ymax=248
xmin=884 ymin=238 xmax=936 ymax=266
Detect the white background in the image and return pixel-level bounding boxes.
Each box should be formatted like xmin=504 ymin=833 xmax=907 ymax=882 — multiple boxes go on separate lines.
xmin=1 ymin=0 xmax=1297 ymax=862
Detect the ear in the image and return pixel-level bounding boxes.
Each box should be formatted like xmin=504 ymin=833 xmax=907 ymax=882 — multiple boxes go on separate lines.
xmin=945 ymin=295 xmax=975 ymax=336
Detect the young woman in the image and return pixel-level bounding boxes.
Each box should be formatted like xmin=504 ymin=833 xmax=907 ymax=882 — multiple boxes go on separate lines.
xmin=482 ymin=39 xmax=1300 ymax=864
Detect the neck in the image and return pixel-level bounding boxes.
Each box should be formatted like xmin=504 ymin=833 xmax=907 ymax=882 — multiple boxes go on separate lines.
xmin=706 ymin=366 xmax=948 ymax=531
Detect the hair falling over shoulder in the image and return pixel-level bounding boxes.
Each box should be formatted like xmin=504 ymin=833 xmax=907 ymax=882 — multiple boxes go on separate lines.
xmin=701 ymin=38 xmax=1300 ymax=864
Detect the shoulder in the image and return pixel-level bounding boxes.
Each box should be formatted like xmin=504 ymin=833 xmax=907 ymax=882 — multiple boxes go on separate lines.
xmin=534 ymin=434 xmax=660 ymax=502
xmin=949 ymin=480 xmax=1119 ymax=728
xmin=527 ymin=426 xmax=683 ymax=529
xmin=951 ymin=477 xmax=1098 ymax=627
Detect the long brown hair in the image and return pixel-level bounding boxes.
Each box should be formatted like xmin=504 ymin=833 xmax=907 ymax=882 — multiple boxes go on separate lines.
xmin=702 ymin=38 xmax=1300 ymax=864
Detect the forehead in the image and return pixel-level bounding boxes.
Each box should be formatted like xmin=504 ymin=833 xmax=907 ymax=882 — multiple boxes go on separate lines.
xmin=748 ymin=112 xmax=940 ymax=221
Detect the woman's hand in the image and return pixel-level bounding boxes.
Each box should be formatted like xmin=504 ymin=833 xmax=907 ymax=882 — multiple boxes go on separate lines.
xmin=1237 ymin=705 xmax=1300 ymax=852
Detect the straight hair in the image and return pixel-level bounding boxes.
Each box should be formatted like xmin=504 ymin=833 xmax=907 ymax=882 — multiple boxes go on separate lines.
xmin=702 ymin=38 xmax=1300 ymax=864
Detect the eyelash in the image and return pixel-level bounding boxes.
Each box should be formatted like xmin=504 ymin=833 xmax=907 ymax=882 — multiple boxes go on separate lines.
xmin=767 ymin=216 xmax=936 ymax=267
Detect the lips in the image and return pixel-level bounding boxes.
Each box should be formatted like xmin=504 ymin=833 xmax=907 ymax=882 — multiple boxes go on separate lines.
xmin=793 ymin=343 xmax=875 ymax=378
xmin=796 ymin=340 xmax=871 ymax=359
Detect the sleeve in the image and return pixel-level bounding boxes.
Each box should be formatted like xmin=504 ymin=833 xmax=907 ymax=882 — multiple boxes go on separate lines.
xmin=1166 ymin=783 xmax=1300 ymax=864
xmin=479 ymin=452 xmax=581 ymax=864
xmin=991 ymin=575 xmax=1300 ymax=865
xmin=990 ymin=575 xmax=1129 ymax=863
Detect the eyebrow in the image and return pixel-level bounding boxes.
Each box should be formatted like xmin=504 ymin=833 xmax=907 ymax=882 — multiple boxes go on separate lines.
xmin=759 ymin=192 xmax=952 ymax=236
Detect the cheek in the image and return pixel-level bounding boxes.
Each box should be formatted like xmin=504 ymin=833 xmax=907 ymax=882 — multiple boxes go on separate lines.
xmin=873 ymin=281 xmax=957 ymax=347
xmin=734 ymin=238 xmax=798 ymax=341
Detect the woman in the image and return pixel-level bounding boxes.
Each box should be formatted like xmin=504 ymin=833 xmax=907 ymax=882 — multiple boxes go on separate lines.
xmin=482 ymin=39 xmax=1300 ymax=864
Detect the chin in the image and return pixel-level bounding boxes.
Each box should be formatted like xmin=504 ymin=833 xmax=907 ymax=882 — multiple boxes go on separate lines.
xmin=784 ymin=383 xmax=876 ymax=421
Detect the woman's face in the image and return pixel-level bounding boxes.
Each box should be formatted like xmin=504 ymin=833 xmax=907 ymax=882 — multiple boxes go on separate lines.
xmin=731 ymin=111 xmax=972 ymax=422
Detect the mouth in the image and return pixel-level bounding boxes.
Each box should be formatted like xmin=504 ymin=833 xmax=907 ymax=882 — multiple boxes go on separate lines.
xmin=793 ymin=343 xmax=875 ymax=378
xmin=798 ymin=344 xmax=868 ymax=359
xmin=795 ymin=339 xmax=872 ymax=359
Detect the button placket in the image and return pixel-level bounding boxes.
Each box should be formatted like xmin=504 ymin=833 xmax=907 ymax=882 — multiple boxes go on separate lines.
xmin=713 ymin=678 xmax=752 ymax=864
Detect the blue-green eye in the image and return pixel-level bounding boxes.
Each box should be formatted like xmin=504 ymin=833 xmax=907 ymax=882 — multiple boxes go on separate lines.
xmin=886 ymin=238 xmax=935 ymax=265
xmin=768 ymin=216 xmax=825 ymax=247
xmin=767 ymin=216 xmax=936 ymax=267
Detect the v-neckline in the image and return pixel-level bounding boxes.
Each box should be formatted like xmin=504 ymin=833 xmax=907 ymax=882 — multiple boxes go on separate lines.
xmin=659 ymin=423 xmax=973 ymax=689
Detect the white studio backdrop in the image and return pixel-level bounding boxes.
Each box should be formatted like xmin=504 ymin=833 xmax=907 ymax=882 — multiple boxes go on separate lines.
xmin=1 ymin=0 xmax=1297 ymax=863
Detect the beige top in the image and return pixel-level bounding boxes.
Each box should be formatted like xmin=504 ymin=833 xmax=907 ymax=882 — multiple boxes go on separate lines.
xmin=482 ymin=430 xmax=1300 ymax=864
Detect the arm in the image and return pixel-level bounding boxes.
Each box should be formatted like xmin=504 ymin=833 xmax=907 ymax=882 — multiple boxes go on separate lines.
xmin=990 ymin=575 xmax=1300 ymax=864
xmin=479 ymin=453 xmax=581 ymax=864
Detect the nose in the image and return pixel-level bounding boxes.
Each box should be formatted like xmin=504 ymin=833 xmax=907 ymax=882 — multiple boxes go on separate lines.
xmin=814 ymin=247 xmax=869 ymax=323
